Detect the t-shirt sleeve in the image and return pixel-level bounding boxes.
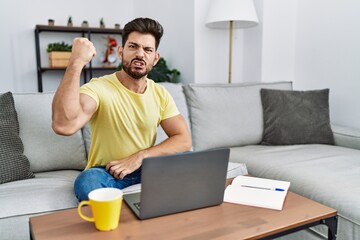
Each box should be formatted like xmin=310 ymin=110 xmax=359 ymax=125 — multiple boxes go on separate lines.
xmin=162 ymin=90 xmax=180 ymax=120
xmin=80 ymin=80 xmax=100 ymax=110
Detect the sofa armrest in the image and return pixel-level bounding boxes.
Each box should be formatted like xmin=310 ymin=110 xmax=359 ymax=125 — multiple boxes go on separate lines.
xmin=332 ymin=124 xmax=360 ymax=150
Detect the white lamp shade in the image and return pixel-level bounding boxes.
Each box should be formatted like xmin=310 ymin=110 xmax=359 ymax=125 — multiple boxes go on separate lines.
xmin=206 ymin=0 xmax=259 ymax=29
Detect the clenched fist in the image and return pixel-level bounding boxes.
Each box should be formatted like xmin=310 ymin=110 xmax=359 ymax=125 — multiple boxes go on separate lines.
xmin=69 ymin=38 xmax=97 ymax=68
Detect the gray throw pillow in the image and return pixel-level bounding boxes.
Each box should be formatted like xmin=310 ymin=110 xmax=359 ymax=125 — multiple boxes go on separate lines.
xmin=260 ymin=88 xmax=334 ymax=145
xmin=0 ymin=92 xmax=34 ymax=184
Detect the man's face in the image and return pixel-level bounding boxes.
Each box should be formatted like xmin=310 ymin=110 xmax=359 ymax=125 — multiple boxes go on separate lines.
xmin=119 ymin=32 xmax=160 ymax=79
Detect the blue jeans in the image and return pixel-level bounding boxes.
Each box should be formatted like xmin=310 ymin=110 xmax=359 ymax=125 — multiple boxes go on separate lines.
xmin=74 ymin=166 xmax=141 ymax=202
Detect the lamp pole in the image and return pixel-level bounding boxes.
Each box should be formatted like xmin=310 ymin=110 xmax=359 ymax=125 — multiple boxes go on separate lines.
xmin=206 ymin=0 xmax=259 ymax=84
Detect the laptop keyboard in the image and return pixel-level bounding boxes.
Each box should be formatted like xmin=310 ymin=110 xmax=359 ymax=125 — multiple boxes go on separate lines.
xmin=134 ymin=202 xmax=141 ymax=210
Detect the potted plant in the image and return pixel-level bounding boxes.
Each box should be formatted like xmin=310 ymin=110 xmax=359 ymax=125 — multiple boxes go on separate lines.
xmin=48 ymin=19 xmax=55 ymax=26
xmin=47 ymin=42 xmax=72 ymax=67
xmin=116 ymin=57 xmax=180 ymax=83
xmin=100 ymin=18 xmax=105 ymax=28
xmin=67 ymin=16 xmax=73 ymax=27
xmin=148 ymin=58 xmax=180 ymax=83
xmin=82 ymin=20 xmax=89 ymax=28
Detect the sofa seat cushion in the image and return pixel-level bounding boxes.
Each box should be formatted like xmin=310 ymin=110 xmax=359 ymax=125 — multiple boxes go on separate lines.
xmin=230 ymin=144 xmax=360 ymax=239
xmin=0 ymin=170 xmax=80 ymax=219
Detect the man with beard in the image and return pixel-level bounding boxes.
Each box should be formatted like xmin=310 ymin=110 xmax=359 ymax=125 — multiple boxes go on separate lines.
xmin=52 ymin=18 xmax=192 ymax=201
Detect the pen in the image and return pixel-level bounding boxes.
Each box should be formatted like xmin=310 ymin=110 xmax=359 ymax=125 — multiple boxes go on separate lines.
xmin=241 ymin=185 xmax=285 ymax=192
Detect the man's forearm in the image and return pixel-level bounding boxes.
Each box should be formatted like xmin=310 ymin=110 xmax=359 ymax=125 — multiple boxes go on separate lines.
xmin=142 ymin=133 xmax=192 ymax=159
xmin=141 ymin=115 xmax=192 ymax=159
xmin=106 ymin=134 xmax=191 ymax=179
xmin=52 ymin=61 xmax=83 ymax=116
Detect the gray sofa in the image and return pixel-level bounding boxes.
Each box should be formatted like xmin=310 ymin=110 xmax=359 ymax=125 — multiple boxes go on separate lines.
xmin=1 ymin=81 xmax=360 ymax=240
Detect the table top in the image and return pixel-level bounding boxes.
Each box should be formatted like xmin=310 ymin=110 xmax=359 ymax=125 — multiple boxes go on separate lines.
xmin=30 ymin=190 xmax=336 ymax=240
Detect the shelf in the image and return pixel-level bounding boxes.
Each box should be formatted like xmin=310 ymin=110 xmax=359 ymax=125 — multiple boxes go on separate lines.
xmin=36 ymin=25 xmax=122 ymax=34
xmin=40 ymin=67 xmax=118 ymax=72
xmin=35 ymin=25 xmax=123 ymax=92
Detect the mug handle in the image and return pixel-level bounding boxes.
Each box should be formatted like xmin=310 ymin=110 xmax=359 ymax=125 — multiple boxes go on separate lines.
xmin=77 ymin=201 xmax=95 ymax=222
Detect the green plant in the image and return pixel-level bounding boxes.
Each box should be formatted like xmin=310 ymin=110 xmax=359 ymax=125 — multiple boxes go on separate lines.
xmin=116 ymin=57 xmax=180 ymax=83
xmin=47 ymin=42 xmax=72 ymax=52
xmin=67 ymin=16 xmax=72 ymax=24
xmin=148 ymin=58 xmax=180 ymax=83
xmin=100 ymin=17 xmax=105 ymax=27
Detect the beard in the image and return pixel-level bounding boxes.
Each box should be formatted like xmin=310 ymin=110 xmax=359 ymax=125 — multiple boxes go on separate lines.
xmin=121 ymin=57 xmax=153 ymax=79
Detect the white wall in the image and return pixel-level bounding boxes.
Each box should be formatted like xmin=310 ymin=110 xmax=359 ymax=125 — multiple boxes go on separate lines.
xmin=0 ymin=0 xmax=193 ymax=93
xmin=294 ymin=0 xmax=360 ymax=129
xmin=260 ymin=0 xmax=297 ymax=83
xmin=255 ymin=0 xmax=360 ymax=129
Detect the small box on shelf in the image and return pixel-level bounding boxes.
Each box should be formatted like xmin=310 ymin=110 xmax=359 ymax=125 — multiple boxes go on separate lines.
xmin=48 ymin=52 xmax=71 ymax=67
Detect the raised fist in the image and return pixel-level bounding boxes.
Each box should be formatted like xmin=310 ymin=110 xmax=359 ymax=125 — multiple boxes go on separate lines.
xmin=69 ymin=38 xmax=97 ymax=67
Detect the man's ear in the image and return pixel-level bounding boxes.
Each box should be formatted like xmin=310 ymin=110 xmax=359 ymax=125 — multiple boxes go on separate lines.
xmin=117 ymin=46 xmax=123 ymax=61
xmin=153 ymin=52 xmax=160 ymax=66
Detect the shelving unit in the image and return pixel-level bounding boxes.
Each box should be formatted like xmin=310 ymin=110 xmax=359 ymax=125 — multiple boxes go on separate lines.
xmin=34 ymin=25 xmax=122 ymax=92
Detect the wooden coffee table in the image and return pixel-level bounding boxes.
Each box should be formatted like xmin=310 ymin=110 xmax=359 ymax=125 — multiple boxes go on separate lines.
xmin=29 ymin=190 xmax=337 ymax=240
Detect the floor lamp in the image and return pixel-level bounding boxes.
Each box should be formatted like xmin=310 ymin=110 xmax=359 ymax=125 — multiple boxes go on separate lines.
xmin=206 ymin=0 xmax=259 ymax=84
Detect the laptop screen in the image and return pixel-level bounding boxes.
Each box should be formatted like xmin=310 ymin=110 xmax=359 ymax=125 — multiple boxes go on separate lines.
xmin=124 ymin=148 xmax=230 ymax=219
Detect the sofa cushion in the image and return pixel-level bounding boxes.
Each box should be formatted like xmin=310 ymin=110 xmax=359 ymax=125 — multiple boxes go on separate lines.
xmin=260 ymin=88 xmax=334 ymax=145
xmin=0 ymin=170 xmax=80 ymax=219
xmin=0 ymin=92 xmax=34 ymax=184
xmin=13 ymin=93 xmax=87 ymax=173
xmin=183 ymin=82 xmax=292 ymax=151
xmin=332 ymin=124 xmax=360 ymax=150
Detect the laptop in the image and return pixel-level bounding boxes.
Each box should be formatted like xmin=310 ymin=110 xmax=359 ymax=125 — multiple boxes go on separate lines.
xmin=123 ymin=148 xmax=230 ymax=220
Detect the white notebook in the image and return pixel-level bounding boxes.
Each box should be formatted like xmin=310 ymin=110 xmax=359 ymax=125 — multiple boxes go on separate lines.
xmin=224 ymin=175 xmax=290 ymax=210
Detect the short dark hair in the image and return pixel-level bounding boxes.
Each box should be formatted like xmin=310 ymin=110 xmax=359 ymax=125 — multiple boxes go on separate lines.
xmin=122 ymin=18 xmax=164 ymax=50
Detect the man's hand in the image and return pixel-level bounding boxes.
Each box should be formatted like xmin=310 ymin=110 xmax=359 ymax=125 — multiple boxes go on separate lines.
xmin=69 ymin=38 xmax=96 ymax=68
xmin=106 ymin=151 xmax=147 ymax=180
xmin=105 ymin=115 xmax=191 ymax=180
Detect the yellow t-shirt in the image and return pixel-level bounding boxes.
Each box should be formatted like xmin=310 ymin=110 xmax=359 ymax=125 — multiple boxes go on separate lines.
xmin=80 ymin=73 xmax=180 ymax=169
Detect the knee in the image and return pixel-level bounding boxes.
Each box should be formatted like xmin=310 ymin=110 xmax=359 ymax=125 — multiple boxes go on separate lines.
xmin=74 ymin=167 xmax=112 ymax=201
